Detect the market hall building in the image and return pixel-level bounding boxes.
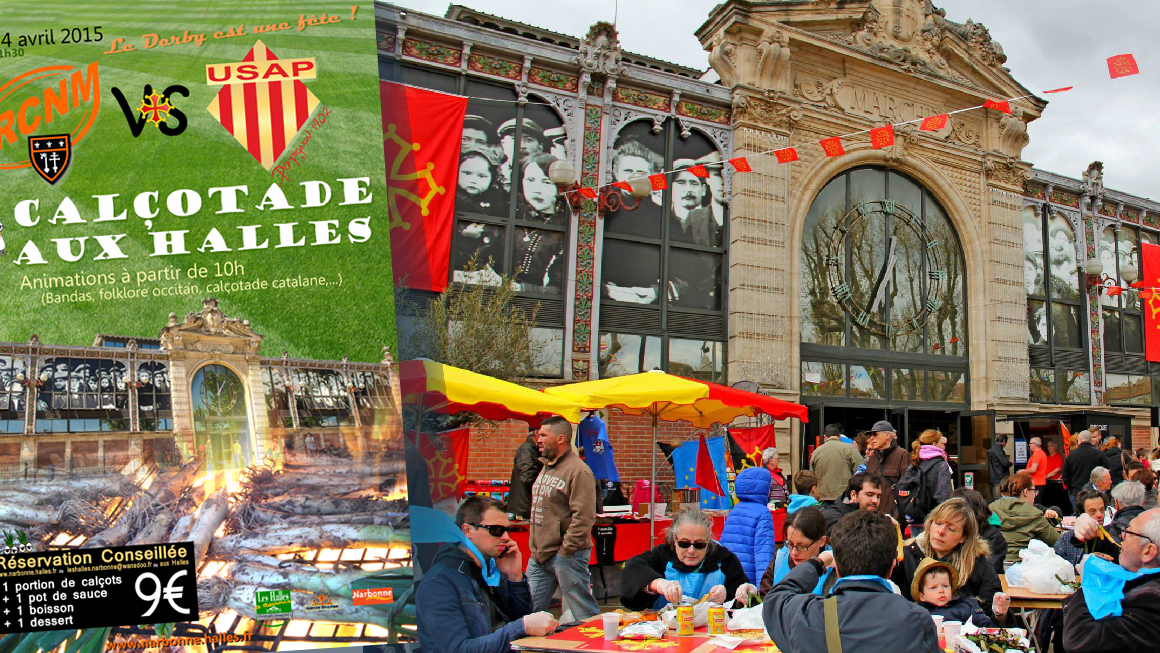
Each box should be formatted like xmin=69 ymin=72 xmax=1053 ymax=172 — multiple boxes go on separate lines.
xmin=377 ymin=0 xmax=1159 ymax=489
xmin=0 ymin=299 xmax=398 ymax=477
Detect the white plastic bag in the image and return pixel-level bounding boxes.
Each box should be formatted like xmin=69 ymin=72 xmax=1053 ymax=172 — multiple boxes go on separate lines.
xmin=1016 ymin=539 xmax=1075 ymax=595
xmin=725 ymin=604 xmax=766 ymax=632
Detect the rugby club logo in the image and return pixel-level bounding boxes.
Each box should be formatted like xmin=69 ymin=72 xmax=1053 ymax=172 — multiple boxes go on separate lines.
xmin=0 ymin=62 xmax=99 ymax=183
xmin=28 ymin=133 xmax=70 ymax=184
xmin=206 ymin=40 xmax=319 ymax=170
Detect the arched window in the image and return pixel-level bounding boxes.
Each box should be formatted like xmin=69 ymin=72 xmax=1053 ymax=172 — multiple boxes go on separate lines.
xmin=1024 ymin=206 xmax=1089 ymax=403
xmin=800 ymin=167 xmax=967 ymax=403
xmin=191 ymin=364 xmax=249 ymax=471
xmin=1103 ymin=224 xmax=1157 ymax=407
xmin=597 ymin=120 xmax=727 ymax=382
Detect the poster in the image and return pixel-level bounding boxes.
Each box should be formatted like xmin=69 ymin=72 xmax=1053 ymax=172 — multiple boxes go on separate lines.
xmin=0 ymin=0 xmax=411 ymax=649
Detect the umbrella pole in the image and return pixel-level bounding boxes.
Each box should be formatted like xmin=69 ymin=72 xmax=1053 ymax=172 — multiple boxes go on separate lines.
xmin=650 ymin=411 xmax=657 ymax=546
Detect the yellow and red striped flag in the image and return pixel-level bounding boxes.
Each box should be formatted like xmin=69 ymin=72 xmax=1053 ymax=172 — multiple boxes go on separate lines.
xmin=207 ymin=40 xmax=320 ymax=170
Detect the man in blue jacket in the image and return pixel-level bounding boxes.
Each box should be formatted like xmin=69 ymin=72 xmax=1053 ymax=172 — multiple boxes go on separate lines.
xmin=763 ymin=510 xmax=941 ymax=653
xmin=416 ymin=495 xmax=559 ymax=653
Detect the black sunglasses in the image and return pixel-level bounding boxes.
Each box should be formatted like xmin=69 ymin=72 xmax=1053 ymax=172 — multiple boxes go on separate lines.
xmin=675 ymin=540 xmax=708 ymax=550
xmin=469 ymin=523 xmax=511 ymax=537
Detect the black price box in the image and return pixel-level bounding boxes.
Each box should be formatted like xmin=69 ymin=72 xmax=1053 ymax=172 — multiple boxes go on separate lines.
xmin=0 ymin=542 xmax=198 ymax=634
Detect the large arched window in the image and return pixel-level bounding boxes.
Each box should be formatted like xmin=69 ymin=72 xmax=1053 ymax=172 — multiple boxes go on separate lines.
xmin=597 ymin=119 xmax=727 ymax=382
xmin=800 ymin=167 xmax=967 ymax=403
xmin=1024 ymin=205 xmax=1089 ymax=403
xmin=1102 ymin=224 xmax=1157 ymax=407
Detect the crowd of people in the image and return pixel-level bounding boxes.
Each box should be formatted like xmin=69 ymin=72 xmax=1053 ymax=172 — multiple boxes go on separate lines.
xmin=416 ymin=416 xmax=1160 ymax=653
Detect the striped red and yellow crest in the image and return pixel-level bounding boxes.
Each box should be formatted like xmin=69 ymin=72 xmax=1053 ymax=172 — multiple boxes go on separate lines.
xmin=206 ymin=40 xmax=319 ymax=170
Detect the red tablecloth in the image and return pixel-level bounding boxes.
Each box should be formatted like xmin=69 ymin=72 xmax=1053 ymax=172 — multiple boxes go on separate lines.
xmin=509 ymin=509 xmax=786 ymax=571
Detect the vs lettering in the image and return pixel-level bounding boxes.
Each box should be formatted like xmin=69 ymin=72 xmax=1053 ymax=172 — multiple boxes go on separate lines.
xmin=111 ymin=84 xmax=189 ymax=137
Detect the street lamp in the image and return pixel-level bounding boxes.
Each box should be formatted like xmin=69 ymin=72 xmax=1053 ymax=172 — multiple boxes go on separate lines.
xmin=548 ymin=159 xmax=651 ymax=216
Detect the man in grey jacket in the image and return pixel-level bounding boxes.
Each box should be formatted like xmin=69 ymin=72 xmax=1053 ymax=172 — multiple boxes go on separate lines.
xmin=763 ymin=510 xmax=941 ymax=653
xmin=988 ymin=434 xmax=1011 ymax=500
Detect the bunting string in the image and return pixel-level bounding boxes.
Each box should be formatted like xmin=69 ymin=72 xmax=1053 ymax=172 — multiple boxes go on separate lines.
xmin=568 ymin=53 xmax=1142 ymax=200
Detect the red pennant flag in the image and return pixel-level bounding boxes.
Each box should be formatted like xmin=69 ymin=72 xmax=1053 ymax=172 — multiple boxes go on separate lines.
xmin=920 ymin=114 xmax=948 ymax=131
xmin=1141 ymin=290 xmax=1156 ymax=301
xmin=578 ymin=187 xmax=598 ymax=199
xmin=1106 ymin=285 xmax=1123 ymax=296
xmin=728 ymin=157 xmax=751 ymax=172
xmin=774 ymin=147 xmax=798 ymax=164
xmin=820 ymin=137 xmax=845 ymax=157
xmin=695 ymin=433 xmax=724 ymax=497
xmin=1108 ymin=54 xmax=1140 ymax=79
xmin=1143 ymin=242 xmax=1160 ymax=362
xmin=870 ymin=125 xmax=895 ymax=149
xmin=1060 ymin=421 xmax=1072 ymax=456
xmin=984 ymin=98 xmax=1012 ymax=114
xmin=1044 ymin=87 xmax=1074 ymax=94
xmin=381 ymin=80 xmax=469 ymax=293
xmin=648 ymin=174 xmax=667 ymax=190
xmin=1131 ymin=280 xmax=1147 ymax=288
xmin=687 ymin=164 xmax=710 ymax=178
xmin=612 ymin=180 xmax=632 ymax=192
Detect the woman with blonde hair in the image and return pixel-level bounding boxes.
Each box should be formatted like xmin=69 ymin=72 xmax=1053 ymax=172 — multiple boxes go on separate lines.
xmin=892 ymin=497 xmax=1006 ymax=621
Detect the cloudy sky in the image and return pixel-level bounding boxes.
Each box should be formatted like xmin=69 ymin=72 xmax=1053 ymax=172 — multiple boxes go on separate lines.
xmin=395 ymin=0 xmax=1160 ymax=200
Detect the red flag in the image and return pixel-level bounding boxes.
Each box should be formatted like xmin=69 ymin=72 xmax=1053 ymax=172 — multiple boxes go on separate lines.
xmin=695 ymin=433 xmax=724 ymax=496
xmin=1044 ymin=87 xmax=1074 ymax=94
xmin=728 ymin=157 xmax=751 ymax=172
xmin=820 ymin=137 xmax=845 ymax=157
xmin=649 ymin=173 xmax=667 ymax=190
xmin=730 ymin=425 xmax=777 ymax=468
xmin=870 ymin=125 xmax=895 ymax=149
xmin=1060 ymin=421 xmax=1072 ymax=457
xmin=416 ymin=427 xmax=471 ymax=502
xmin=774 ymin=147 xmax=798 ymax=163
xmin=1106 ymin=285 xmax=1123 ymax=296
xmin=1142 ymin=242 xmax=1160 ymax=361
xmin=984 ymin=98 xmax=1012 ymax=114
xmin=612 ymin=180 xmax=632 ymax=192
xmin=578 ymin=187 xmax=598 ymax=199
xmin=920 ymin=114 xmax=948 ymax=131
xmin=1108 ymin=54 xmax=1140 ymax=79
xmin=381 ymin=80 xmax=469 ymax=292
xmin=686 ymin=164 xmax=710 ymax=178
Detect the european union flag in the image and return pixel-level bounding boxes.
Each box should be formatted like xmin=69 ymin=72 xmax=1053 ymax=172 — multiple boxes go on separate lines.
xmin=668 ymin=435 xmax=733 ymax=510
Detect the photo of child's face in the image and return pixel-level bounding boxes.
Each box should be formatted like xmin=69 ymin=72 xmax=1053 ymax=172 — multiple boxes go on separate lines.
xmin=920 ymin=570 xmax=953 ymax=606
xmin=458 ymin=155 xmax=491 ymax=196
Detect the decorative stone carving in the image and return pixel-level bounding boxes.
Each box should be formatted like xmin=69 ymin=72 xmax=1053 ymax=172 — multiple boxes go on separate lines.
xmin=847 ymin=0 xmax=957 ymax=80
xmin=883 ymin=123 xmax=919 ymax=164
xmin=575 ymin=21 xmax=623 ymax=76
xmin=1082 ymin=161 xmax=1104 ymax=199
xmin=159 ymin=298 xmax=264 ymax=356
xmin=984 ymin=155 xmax=1032 ymax=189
xmin=708 ymin=32 xmax=737 ymax=88
xmin=755 ymin=30 xmax=792 ymax=93
xmin=997 ymin=107 xmax=1029 ymax=157
xmin=381 ymin=345 xmax=395 ymax=366
xmin=948 ymin=119 xmax=981 ymax=148
xmin=28 ymin=334 xmax=39 ymax=347
xmin=732 ymin=93 xmax=801 ymax=133
xmin=794 ymin=78 xmax=843 ymax=110
xmin=943 ymin=18 xmax=1007 ymax=68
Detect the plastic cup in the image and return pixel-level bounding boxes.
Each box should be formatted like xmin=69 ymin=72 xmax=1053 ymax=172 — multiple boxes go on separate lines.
xmin=943 ymin=621 xmax=961 ymax=641
xmin=602 ymin=613 xmax=620 ymax=640
xmin=931 ymin=614 xmax=944 ymax=635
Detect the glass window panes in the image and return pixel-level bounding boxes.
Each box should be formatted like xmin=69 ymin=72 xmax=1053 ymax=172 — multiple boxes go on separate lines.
xmin=602 ymin=239 xmax=662 ymax=304
xmin=598 ymin=333 xmax=661 ymax=378
xmin=801 ymin=362 xmax=844 ymax=396
xmin=668 ymin=338 xmax=724 ymax=383
xmin=1027 ymin=299 xmax=1048 ymax=346
xmin=891 ymin=368 xmax=924 ymax=401
xmin=1060 ymin=370 xmax=1091 ymax=404
xmin=849 ymin=366 xmax=885 ymax=399
xmin=1100 ymin=226 xmax=1119 ymax=306
xmin=800 ymin=174 xmax=847 ymax=346
xmin=930 ymin=370 xmax=966 ymax=403
xmin=1030 ymin=368 xmax=1055 ymax=403
xmin=1129 ymin=375 xmax=1151 ymax=406
xmin=0 ymin=356 xmax=27 ymax=418
xmin=1051 ymin=304 xmax=1081 ymax=349
xmin=1104 ymin=309 xmax=1123 ymax=353
xmin=1105 ymin=373 xmax=1131 ymax=405
xmin=1046 ymin=213 xmax=1079 ymax=301
xmin=530 ymin=327 xmax=564 ymax=378
xmin=1023 ymin=207 xmax=1045 ymax=296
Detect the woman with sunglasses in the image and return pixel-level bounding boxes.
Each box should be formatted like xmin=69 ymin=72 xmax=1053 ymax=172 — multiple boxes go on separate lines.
xmin=620 ymin=508 xmax=752 ymax=610
xmin=756 ymin=507 xmax=834 ymax=596
xmin=989 ymin=472 xmax=1060 ymax=563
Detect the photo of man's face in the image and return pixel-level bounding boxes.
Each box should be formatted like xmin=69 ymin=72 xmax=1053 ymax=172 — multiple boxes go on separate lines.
xmin=614 ymin=154 xmax=651 ymax=182
xmin=153 ymin=369 xmax=169 ymax=391
xmin=672 ymin=171 xmax=705 ymax=218
xmin=462 ymin=127 xmax=490 ymax=150
xmin=53 ymin=362 xmax=70 ymax=390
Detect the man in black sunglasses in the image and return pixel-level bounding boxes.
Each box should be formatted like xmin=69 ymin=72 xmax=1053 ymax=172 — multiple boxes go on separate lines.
xmin=416 ymin=495 xmax=559 ymax=653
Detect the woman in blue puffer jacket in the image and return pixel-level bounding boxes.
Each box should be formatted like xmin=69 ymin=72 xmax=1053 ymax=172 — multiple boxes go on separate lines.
xmin=719 ymin=466 xmax=776 ymax=585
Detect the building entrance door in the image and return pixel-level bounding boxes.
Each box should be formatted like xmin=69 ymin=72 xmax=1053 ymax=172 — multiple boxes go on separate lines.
xmin=191 ymin=364 xmax=252 ymax=473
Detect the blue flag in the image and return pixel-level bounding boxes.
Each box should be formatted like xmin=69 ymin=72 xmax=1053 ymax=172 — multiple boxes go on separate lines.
xmin=579 ymin=414 xmax=620 ymax=482
xmin=670 ymin=435 xmax=733 ymax=509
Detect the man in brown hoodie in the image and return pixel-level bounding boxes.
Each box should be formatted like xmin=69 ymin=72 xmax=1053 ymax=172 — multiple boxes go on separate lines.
xmin=527 ymin=415 xmax=599 ymax=621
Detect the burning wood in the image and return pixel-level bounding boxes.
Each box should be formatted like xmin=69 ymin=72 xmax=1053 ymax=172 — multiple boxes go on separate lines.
xmin=188 ymin=489 xmax=230 ymax=565
xmin=83 ymin=462 xmax=200 ymax=549
xmin=208 ymin=523 xmax=409 ymax=558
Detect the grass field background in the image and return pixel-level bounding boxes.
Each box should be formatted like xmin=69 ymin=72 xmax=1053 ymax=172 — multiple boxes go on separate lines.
xmin=0 ymin=0 xmax=394 ymax=363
